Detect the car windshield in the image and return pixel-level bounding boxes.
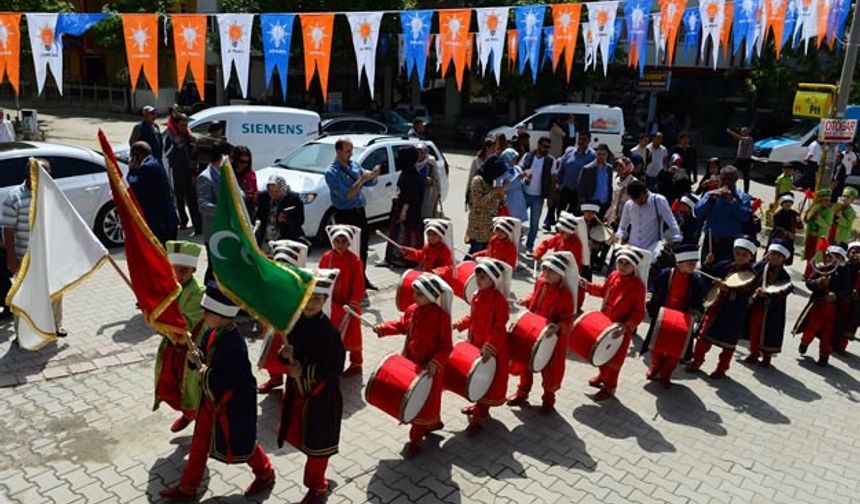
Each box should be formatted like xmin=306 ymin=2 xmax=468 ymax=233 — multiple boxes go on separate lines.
xmin=779 ymin=120 xmax=818 ymax=140
xmin=383 ymin=111 xmax=410 ymax=125
xmin=277 ymin=142 xmax=365 ymax=173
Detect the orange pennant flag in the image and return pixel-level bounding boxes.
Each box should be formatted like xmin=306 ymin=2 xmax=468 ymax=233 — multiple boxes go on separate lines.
xmin=766 ymin=0 xmax=789 ymax=58
xmin=300 ymin=14 xmax=334 ymax=102
xmin=660 ymin=0 xmax=687 ymax=66
xmin=465 ymin=33 xmax=474 ymax=70
xmin=551 ymin=3 xmax=582 ymax=82
xmin=172 ymin=14 xmax=206 ymax=101
xmin=122 ymin=14 xmax=159 ymax=98
xmin=0 ymin=13 xmax=21 ymax=96
xmin=438 ymin=9 xmax=472 ymax=91
xmin=507 ymin=29 xmax=518 ymax=71
xmin=720 ymin=2 xmax=734 ymax=60
xmin=817 ymin=0 xmax=829 ymax=49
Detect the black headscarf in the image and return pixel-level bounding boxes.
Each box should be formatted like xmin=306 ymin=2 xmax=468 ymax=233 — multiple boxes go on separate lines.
xmin=478 ymin=155 xmax=506 ymax=184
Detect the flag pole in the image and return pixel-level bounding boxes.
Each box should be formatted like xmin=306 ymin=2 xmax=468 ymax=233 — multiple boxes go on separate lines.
xmin=107 ymin=255 xmax=133 ymax=289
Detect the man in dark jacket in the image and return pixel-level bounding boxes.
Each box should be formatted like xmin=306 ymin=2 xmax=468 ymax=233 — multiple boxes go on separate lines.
xmin=521 ymin=136 xmax=555 ymax=252
xmin=577 ymin=143 xmax=614 ymax=218
xmin=192 ymin=121 xmax=226 ymax=174
xmin=253 ymin=174 xmax=306 ymax=248
xmin=129 ymin=105 xmax=163 ymax=160
xmin=164 ymin=114 xmax=200 ymax=234
xmin=127 ymin=142 xmax=179 ymax=245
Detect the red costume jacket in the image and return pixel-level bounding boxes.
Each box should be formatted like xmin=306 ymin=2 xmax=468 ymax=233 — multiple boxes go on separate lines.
xmin=320 ymin=249 xmax=366 ymax=351
xmin=523 ymin=277 xmax=575 ymax=337
xmin=473 ymin=235 xmax=517 ymax=269
xmin=378 ymin=303 xmax=453 ymax=373
xmin=402 ymin=242 xmax=455 ymax=281
xmin=533 ymin=233 xmax=584 ymax=270
xmin=587 ymin=271 xmax=646 ymax=333
xmin=454 ymin=287 xmax=510 ymax=405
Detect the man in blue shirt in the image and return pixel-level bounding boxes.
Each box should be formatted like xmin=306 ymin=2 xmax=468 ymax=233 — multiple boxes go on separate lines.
xmin=695 ymin=166 xmax=753 ymax=262
xmin=557 ymin=131 xmax=595 ymax=215
xmin=324 ymin=137 xmax=380 ymax=288
xmin=577 ymin=143 xmax=613 ymax=216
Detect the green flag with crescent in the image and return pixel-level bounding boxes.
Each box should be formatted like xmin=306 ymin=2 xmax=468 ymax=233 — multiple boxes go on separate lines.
xmin=210 ymin=163 xmax=315 ymax=332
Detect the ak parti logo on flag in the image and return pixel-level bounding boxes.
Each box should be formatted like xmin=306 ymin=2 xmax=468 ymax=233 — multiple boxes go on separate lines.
xmin=485 ymin=13 xmax=501 ymax=35
xmin=172 ymin=14 xmax=206 ymax=100
xmin=122 ymin=14 xmax=159 ymax=96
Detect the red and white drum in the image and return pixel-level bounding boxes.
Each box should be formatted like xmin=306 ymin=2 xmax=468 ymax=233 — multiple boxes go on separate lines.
xmin=569 ymin=311 xmax=625 ymax=367
xmin=452 ymin=261 xmax=478 ymax=301
xmin=396 ymin=269 xmax=425 ymax=312
xmin=649 ymin=307 xmax=694 ymax=360
xmin=365 ymin=354 xmax=432 ymax=423
xmin=257 ymin=330 xmax=288 ymax=374
xmin=444 ymin=341 xmax=496 ymax=402
xmin=507 ymin=311 xmax=559 ymax=373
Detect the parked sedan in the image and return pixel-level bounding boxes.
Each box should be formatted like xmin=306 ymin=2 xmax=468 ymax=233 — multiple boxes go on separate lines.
xmin=0 ymin=141 xmax=126 ymax=247
xmin=320 ymin=117 xmax=388 ymax=135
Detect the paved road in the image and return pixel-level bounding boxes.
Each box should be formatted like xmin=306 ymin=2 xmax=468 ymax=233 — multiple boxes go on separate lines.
xmin=1 ymin=117 xmax=859 ymax=503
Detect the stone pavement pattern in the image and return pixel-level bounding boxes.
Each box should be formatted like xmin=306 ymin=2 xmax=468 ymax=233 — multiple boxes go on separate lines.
xmin=0 ymin=122 xmax=859 ymax=503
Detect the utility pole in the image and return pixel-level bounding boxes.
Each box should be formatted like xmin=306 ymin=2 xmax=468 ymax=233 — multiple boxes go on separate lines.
xmin=836 ymin=1 xmax=860 ymax=116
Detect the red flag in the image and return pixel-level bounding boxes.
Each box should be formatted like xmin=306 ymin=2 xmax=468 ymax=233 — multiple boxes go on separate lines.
xmin=751 ymin=198 xmax=763 ymax=212
xmin=816 ymin=237 xmax=829 ymax=252
xmin=98 ymin=130 xmax=187 ymax=343
xmin=804 ymin=188 xmax=816 ymax=200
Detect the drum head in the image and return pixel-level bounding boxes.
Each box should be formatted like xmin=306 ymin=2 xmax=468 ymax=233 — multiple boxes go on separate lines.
xmin=592 ymin=325 xmax=624 ymax=367
xmin=531 ymin=325 xmax=559 ymax=372
xmin=466 ymin=356 xmax=496 ymax=402
xmin=589 ymin=225 xmax=612 ymax=244
xmin=402 ymin=372 xmax=433 ymax=424
xmin=725 ymin=270 xmax=755 ymax=288
xmin=704 ymin=286 xmax=720 ymax=307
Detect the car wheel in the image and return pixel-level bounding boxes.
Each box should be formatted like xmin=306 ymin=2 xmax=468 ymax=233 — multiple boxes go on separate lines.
xmin=94 ymin=202 xmax=125 ymax=248
xmin=314 ymin=208 xmax=337 ymax=246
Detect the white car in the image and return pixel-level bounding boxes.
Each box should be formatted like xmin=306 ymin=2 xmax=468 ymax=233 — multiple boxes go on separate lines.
xmin=255 ymin=135 xmax=449 ymax=242
xmin=0 ymin=141 xmax=126 ymax=247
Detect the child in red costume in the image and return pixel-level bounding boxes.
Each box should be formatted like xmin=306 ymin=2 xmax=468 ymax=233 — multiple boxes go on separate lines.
xmin=794 ymin=246 xmax=847 ymax=367
xmin=453 ymin=258 xmax=512 ymax=436
xmin=320 ymin=225 xmax=366 ymax=376
xmin=258 ymin=240 xmax=309 ymax=393
xmin=401 ymin=218 xmax=457 ymax=285
xmin=473 ymin=217 xmax=520 ymax=269
xmin=581 ymin=245 xmax=647 ymax=401
xmin=533 ymin=211 xmax=589 ymax=309
xmin=374 ymin=273 xmax=454 ymax=458
xmin=507 ymin=251 xmax=578 ymax=414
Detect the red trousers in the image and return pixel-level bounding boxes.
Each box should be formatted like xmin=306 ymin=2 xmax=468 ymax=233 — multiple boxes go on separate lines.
xmin=349 ymin=350 xmax=363 ymax=366
xmin=747 ymin=306 xmax=771 ymax=358
xmin=649 ymin=352 xmax=680 ymax=382
xmin=801 ymin=302 xmax=836 ymax=357
xmin=596 ymin=332 xmax=632 ymax=392
xmin=692 ymin=338 xmax=734 ymax=372
xmin=283 ymin=388 xmax=330 ymax=492
xmin=179 ymin=402 xmax=272 ymax=490
xmin=516 ymin=333 xmax=569 ymax=406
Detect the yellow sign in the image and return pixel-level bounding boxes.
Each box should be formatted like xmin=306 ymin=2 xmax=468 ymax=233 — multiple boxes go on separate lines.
xmin=793 ymin=90 xmax=834 ymax=119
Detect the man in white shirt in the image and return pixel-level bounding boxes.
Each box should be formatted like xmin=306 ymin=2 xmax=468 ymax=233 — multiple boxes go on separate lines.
xmin=806 ymin=139 xmax=823 ymax=166
xmin=0 ymin=109 xmax=14 ymax=142
xmin=841 ymin=143 xmax=857 ymax=173
xmin=645 ymin=132 xmax=668 ymax=191
xmin=615 ymin=179 xmax=682 ymax=258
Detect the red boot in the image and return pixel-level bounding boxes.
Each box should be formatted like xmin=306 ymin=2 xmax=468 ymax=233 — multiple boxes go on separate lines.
xmin=170 ymin=414 xmax=193 ymax=433
xmin=244 ymin=468 xmax=276 ymax=497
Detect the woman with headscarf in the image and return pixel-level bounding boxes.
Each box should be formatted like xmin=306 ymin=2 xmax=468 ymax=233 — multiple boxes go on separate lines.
xmin=466 ymin=138 xmax=496 ymax=209
xmin=253 ymin=174 xmax=305 ymax=251
xmin=604 ymin=156 xmax=636 ymax=227
xmin=466 ymin=156 xmax=507 ymax=257
xmin=498 ymin=148 xmax=528 ymax=223
xmin=417 ymin=143 xmax=442 ymax=219
xmin=384 ymin=146 xmax=424 ymax=266
xmin=629 ymin=153 xmax=646 ymax=180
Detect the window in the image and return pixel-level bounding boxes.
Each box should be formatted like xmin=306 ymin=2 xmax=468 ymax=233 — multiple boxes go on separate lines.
xmin=353 ymin=120 xmax=387 ymax=134
xmin=190 ymin=121 xmax=226 ymax=136
xmin=526 ymin=113 xmax=567 ymax=131
xmin=44 ymin=156 xmax=103 ymax=179
xmin=0 ymin=156 xmax=29 ymax=188
xmin=393 ymin=145 xmax=420 ymax=173
xmin=322 ymin=120 xmax=353 ymax=134
xmin=362 ymin=147 xmax=390 ymax=174
xmin=278 ymin=142 xmax=365 ymax=174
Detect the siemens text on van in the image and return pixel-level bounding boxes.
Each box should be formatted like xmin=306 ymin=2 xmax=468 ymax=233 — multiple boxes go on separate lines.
xmin=241 ymin=123 xmax=305 ymax=135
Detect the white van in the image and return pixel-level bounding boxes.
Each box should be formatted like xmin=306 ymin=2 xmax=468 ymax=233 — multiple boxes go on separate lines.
xmin=188 ymin=106 xmax=321 ymax=166
xmin=488 ymin=103 xmax=625 ymax=155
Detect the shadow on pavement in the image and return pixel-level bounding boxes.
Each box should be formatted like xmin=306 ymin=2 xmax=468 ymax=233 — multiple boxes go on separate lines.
xmin=798 ymin=357 xmax=860 ymax=403
xmin=644 ymin=381 xmax=727 ymax=436
xmin=0 ymin=341 xmax=61 ymax=377
xmin=510 ymin=407 xmax=597 ymax=472
xmin=443 ymin=417 xmax=526 ymax=478
xmin=340 ymin=374 xmax=367 ymax=420
xmin=97 ymin=313 xmax=154 ymax=345
xmin=710 ymin=375 xmax=791 ymax=424
xmin=572 ymin=400 xmax=676 ymax=453
xmin=146 ymin=438 xmax=205 ymax=502
xmin=832 ymin=351 xmax=860 ymax=372
xmin=739 ymin=358 xmax=822 ymax=403
xmin=368 ymin=434 xmax=462 ymax=503
xmin=256 ymin=392 xmax=284 ymax=453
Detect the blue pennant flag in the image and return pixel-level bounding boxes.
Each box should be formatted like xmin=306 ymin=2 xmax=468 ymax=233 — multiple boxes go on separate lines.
xmin=624 ymin=0 xmax=650 ymax=77
xmin=515 ymin=5 xmax=547 ymax=82
xmin=55 ymin=13 xmax=108 ymax=37
xmin=542 ymin=27 xmax=554 ymax=69
xmin=400 ymin=10 xmax=433 ymax=82
xmin=732 ymin=0 xmax=761 ymax=61
xmin=261 ymin=14 xmax=295 ymax=101
xmin=608 ymin=18 xmax=624 ymax=62
xmin=785 ymin=0 xmax=800 ymax=50
xmin=828 ymin=0 xmax=851 ymax=49
xmin=682 ymin=7 xmax=701 ymax=58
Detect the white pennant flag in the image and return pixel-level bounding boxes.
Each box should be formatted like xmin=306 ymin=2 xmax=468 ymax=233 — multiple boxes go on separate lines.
xmin=217 ymin=14 xmax=254 ymax=98
xmin=653 ymin=13 xmax=665 ymax=64
xmin=754 ymin=0 xmax=767 ymax=59
xmin=435 ymin=33 xmax=442 ymax=72
xmin=475 ymin=7 xmax=509 ymax=85
xmin=794 ymin=0 xmax=819 ymax=53
xmin=7 ymin=160 xmax=108 ymax=351
xmin=26 ymin=14 xmax=63 ymax=96
xmin=398 ymin=34 xmax=406 ymax=72
xmin=587 ymin=1 xmax=619 ymax=75
xmin=699 ymin=0 xmax=725 ymax=69
xmin=346 ymin=12 xmax=383 ymax=99
xmin=582 ymin=23 xmax=595 ymax=70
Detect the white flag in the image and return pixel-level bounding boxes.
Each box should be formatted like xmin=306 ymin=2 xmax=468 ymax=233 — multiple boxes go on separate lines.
xmin=794 ymin=0 xmax=819 ymax=53
xmin=587 ymin=1 xmax=619 ymax=76
xmin=653 ymin=13 xmax=665 ymax=64
xmin=699 ymin=0 xmax=725 ymax=69
xmin=217 ymin=14 xmax=254 ymax=98
xmin=475 ymin=7 xmax=509 ymax=85
xmin=26 ymin=14 xmax=63 ymax=96
xmin=346 ymin=12 xmax=383 ymax=99
xmin=435 ymin=33 xmax=442 ymax=72
xmin=754 ymin=0 xmax=767 ymax=59
xmin=7 ymin=160 xmax=108 ymax=351
xmin=582 ymin=23 xmax=595 ymax=70
xmin=398 ymin=34 xmax=406 ymax=72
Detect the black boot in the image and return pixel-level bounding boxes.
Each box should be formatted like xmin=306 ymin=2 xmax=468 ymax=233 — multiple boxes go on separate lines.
xmin=799 ymin=343 xmax=808 ymax=355
xmin=817 ymin=355 xmax=829 ymax=367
